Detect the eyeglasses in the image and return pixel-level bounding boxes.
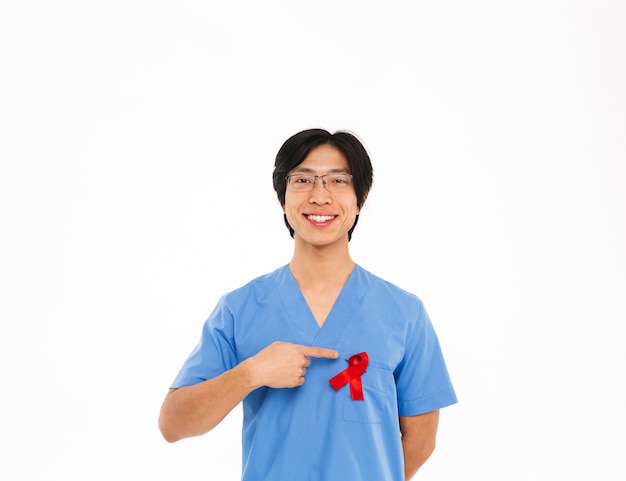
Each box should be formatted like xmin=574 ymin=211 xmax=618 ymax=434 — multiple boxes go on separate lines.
xmin=285 ymin=173 xmax=354 ymax=192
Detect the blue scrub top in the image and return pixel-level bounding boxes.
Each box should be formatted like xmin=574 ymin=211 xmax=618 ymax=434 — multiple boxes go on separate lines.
xmin=172 ymin=265 xmax=457 ymax=481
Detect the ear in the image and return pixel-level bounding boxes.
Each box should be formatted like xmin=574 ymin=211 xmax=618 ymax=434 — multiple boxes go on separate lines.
xmin=358 ymin=191 xmax=369 ymax=212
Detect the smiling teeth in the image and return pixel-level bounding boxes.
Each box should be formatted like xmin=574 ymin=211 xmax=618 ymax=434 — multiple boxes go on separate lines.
xmin=308 ymin=215 xmax=335 ymax=222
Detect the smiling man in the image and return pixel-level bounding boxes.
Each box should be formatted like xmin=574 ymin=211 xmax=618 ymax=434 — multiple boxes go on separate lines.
xmin=158 ymin=128 xmax=457 ymax=481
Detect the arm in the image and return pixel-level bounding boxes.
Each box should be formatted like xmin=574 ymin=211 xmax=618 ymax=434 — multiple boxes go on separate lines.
xmin=399 ymin=410 xmax=440 ymax=480
xmin=158 ymin=342 xmax=338 ymax=442
xmin=158 ymin=361 xmax=255 ymax=443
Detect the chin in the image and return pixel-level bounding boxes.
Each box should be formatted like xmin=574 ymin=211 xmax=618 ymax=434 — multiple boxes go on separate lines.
xmin=298 ymin=233 xmax=348 ymax=248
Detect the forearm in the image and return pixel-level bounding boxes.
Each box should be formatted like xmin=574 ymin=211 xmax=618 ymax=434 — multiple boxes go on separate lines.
xmin=402 ymin=435 xmax=436 ymax=480
xmin=158 ymin=360 xmax=256 ymax=442
xmin=400 ymin=410 xmax=439 ymax=480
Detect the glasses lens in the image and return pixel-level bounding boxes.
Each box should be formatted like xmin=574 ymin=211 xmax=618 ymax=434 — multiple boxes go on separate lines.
xmin=288 ymin=174 xmax=315 ymax=190
xmin=325 ymin=174 xmax=352 ymax=191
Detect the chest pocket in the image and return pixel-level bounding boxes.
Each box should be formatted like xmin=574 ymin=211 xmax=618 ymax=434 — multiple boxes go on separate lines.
xmin=343 ymin=364 xmax=395 ymax=424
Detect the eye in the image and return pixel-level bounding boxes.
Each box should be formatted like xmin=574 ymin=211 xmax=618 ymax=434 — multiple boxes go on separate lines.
xmin=293 ymin=175 xmax=312 ymax=184
xmin=329 ymin=175 xmax=350 ymax=185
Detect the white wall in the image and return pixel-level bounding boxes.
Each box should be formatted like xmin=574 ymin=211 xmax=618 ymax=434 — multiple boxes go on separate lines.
xmin=1 ymin=1 xmax=624 ymax=479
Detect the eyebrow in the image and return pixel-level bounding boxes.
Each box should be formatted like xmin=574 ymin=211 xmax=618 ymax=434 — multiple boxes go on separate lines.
xmin=290 ymin=167 xmax=351 ymax=174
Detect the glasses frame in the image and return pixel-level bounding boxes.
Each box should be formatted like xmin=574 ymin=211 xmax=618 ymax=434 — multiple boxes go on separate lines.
xmin=285 ymin=173 xmax=354 ymax=192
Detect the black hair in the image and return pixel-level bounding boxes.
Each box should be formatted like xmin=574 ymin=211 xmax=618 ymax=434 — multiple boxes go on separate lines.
xmin=272 ymin=128 xmax=373 ymax=240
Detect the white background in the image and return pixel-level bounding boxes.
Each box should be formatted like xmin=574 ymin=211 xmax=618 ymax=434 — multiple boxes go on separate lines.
xmin=1 ymin=1 xmax=624 ymax=479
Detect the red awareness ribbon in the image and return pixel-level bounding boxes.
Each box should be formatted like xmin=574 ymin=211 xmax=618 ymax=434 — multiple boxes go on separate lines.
xmin=329 ymin=352 xmax=369 ymax=401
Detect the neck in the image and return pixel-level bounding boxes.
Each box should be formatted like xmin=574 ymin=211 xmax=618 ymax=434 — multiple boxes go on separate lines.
xmin=289 ymin=238 xmax=355 ymax=285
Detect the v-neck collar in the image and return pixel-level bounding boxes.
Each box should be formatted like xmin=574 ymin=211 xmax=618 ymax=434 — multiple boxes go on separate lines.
xmin=274 ymin=264 xmax=372 ymax=347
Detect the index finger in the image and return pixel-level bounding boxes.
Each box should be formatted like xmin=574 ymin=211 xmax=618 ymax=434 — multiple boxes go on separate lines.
xmin=301 ymin=346 xmax=340 ymax=359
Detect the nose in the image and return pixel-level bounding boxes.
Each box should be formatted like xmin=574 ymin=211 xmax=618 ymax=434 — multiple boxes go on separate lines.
xmin=309 ymin=177 xmax=332 ymax=203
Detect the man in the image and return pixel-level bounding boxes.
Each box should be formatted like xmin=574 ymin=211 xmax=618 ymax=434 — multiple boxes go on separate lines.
xmin=158 ymin=128 xmax=457 ymax=480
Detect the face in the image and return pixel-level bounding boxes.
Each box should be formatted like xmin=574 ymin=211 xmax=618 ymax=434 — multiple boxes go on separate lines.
xmin=284 ymin=144 xmax=361 ymax=249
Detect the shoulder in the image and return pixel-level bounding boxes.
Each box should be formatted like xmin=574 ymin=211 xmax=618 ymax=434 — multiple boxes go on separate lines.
xmin=222 ymin=265 xmax=288 ymax=303
xmin=356 ymin=265 xmax=424 ymax=308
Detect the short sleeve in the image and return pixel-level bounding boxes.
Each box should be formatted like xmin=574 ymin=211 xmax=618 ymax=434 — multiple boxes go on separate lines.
xmin=394 ymin=301 xmax=457 ymax=416
xmin=170 ymin=296 xmax=238 ymax=388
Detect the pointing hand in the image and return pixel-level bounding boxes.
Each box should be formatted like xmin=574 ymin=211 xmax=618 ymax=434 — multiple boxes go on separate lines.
xmin=245 ymin=341 xmax=339 ymax=389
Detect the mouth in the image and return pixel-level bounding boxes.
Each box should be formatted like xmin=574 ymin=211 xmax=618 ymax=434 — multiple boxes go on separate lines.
xmin=306 ymin=214 xmax=336 ymax=223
